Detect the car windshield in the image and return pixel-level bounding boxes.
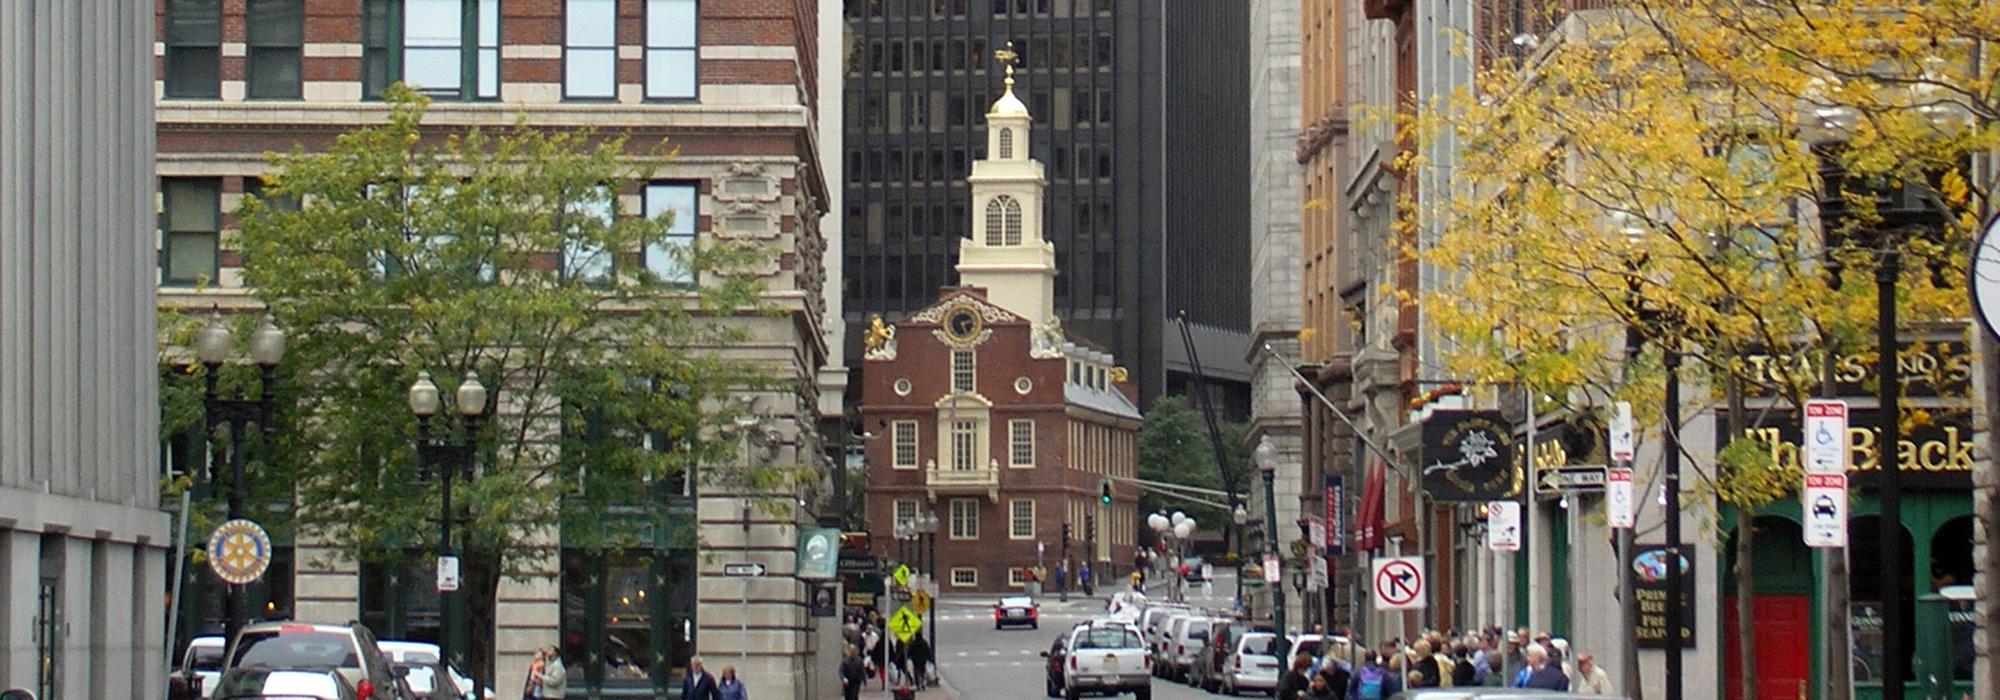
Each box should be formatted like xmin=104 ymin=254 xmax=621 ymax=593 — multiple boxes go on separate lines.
xmin=1240 ymin=634 xmax=1276 ymax=656
xmin=1293 ymin=639 xmax=1322 ymax=657
xmin=215 ymin=669 xmax=341 ymax=699
xmin=999 ymin=596 xmax=1032 ymax=607
xmin=190 ymin=646 xmax=226 ymax=672
xmin=398 ymin=665 xmax=440 ymax=693
xmin=1074 ymin=627 xmax=1143 ymax=650
xmin=231 ymin=631 xmax=359 ymax=669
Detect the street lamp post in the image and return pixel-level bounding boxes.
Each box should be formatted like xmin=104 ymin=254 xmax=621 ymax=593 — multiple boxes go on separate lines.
xmin=919 ymin=511 xmax=939 ymax=655
xmin=1147 ymin=513 xmax=1172 ymax=602
xmin=1256 ymin=439 xmax=1287 ymax=661
xmin=1232 ymin=505 xmax=1249 ymax=609
xmin=195 ymin=310 xmax=287 ymax=651
xmin=408 ymin=370 xmax=489 ymax=678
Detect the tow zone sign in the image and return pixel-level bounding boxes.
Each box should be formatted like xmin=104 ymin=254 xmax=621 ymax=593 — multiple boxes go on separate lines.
xmin=1372 ymin=556 xmax=1427 ymax=611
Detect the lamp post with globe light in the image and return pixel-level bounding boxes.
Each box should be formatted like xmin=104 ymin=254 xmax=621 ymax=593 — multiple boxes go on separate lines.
xmin=408 ymin=370 xmax=489 ymax=677
xmin=918 ymin=511 xmax=940 ymax=653
xmin=193 ymin=309 xmax=287 ymax=650
xmin=1256 ymin=438 xmax=1287 ymax=661
xmin=1232 ymin=504 xmax=1249 ymax=608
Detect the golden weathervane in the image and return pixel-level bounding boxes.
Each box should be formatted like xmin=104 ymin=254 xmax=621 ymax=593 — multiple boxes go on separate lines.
xmin=994 ymin=41 xmax=1020 ymax=85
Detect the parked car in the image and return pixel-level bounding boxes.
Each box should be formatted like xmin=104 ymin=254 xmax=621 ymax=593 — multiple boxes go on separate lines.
xmin=225 ymin=621 xmax=412 ymax=700
xmin=1055 ymin=620 xmax=1151 ymax=700
xmin=1042 ymin=631 xmax=1070 ymax=697
xmin=1149 ymin=612 xmax=1193 ymax=676
xmin=995 ymin=595 xmax=1041 ymax=629
xmin=375 ymin=641 xmax=490 ymax=699
xmin=1165 ymin=615 xmax=1215 ymax=682
xmin=169 ymin=635 xmax=226 ymax=698
xmin=1221 ymin=631 xmax=1281 ymax=696
xmin=210 ymin=667 xmax=358 ymax=700
xmin=390 ymin=662 xmax=466 ymax=700
xmin=1138 ymin=604 xmax=1188 ymax=655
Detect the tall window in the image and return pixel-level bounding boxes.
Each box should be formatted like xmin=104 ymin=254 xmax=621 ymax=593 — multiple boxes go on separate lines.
xmin=645 ymin=0 xmax=699 ymax=99
xmin=982 ymin=195 xmax=1022 ymax=245
xmin=246 ymin=0 xmax=303 ymax=98
xmin=951 ymin=350 xmax=975 ymax=392
xmin=998 ymin=129 xmax=1014 ymax=159
xmin=163 ymin=0 xmax=221 ymax=98
xmin=1009 ymin=420 xmax=1035 ymax=467
xmin=161 ymin=179 xmax=221 ymax=286
xmin=1009 ymin=499 xmax=1035 ymax=539
xmin=362 ymin=0 xmax=501 ymax=100
xmin=949 ymin=499 xmax=979 ymax=539
xmin=892 ymin=420 xmax=919 ymax=468
xmin=950 ymin=420 xmax=978 ymax=471
xmin=644 ymin=182 xmax=699 ymax=283
xmin=563 ymin=192 xmax=615 ymax=282
xmin=895 ymin=499 xmax=918 ymax=527
xmin=566 ymin=0 xmax=618 ymax=98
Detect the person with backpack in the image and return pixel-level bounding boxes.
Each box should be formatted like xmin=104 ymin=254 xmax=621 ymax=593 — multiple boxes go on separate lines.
xmin=1350 ymin=652 xmax=1399 ymax=700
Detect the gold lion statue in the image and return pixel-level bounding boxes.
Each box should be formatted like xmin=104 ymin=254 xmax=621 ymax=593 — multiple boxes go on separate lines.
xmin=863 ymin=313 xmax=896 ymax=353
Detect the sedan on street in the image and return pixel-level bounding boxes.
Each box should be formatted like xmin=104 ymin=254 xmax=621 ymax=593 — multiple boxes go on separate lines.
xmin=995 ymin=595 xmax=1040 ymax=629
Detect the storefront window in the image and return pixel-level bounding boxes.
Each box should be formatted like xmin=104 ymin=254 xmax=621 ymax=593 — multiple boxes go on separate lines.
xmin=561 ymin=543 xmax=696 ymax=694
xmin=359 ymin=555 xmax=442 ymax=643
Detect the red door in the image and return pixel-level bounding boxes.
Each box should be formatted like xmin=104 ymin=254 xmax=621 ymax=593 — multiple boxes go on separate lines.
xmin=1724 ymin=594 xmax=1811 ymax=700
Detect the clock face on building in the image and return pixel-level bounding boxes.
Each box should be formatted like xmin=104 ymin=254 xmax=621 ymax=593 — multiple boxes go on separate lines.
xmin=944 ymin=307 xmax=982 ymax=343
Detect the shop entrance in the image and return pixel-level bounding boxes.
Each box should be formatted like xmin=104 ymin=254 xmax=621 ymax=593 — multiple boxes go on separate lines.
xmin=1723 ymin=517 xmax=1812 ymax=700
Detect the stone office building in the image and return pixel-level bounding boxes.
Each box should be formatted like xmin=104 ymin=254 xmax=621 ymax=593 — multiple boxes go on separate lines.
xmin=860 ymin=70 xmax=1139 ymax=592
xmin=150 ymin=0 xmax=839 ymax=696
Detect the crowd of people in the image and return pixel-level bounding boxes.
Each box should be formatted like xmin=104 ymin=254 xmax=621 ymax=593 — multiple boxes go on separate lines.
xmin=840 ymin=609 xmax=937 ymax=698
xmin=1271 ymin=626 xmax=1614 ymax=699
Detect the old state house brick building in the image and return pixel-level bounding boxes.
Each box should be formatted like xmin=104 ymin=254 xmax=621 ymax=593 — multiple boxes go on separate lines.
xmin=861 ymin=62 xmax=1139 ymax=593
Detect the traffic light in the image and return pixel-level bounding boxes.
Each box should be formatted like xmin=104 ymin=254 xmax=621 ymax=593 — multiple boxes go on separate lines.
xmin=1061 ymin=522 xmax=1072 ymax=547
xmin=1085 ymin=513 xmax=1096 ymax=539
xmin=1098 ymin=479 xmax=1113 ymax=505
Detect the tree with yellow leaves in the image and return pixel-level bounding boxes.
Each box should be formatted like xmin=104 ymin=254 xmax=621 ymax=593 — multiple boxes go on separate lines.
xmin=1403 ymin=3 xmax=1984 ymax=697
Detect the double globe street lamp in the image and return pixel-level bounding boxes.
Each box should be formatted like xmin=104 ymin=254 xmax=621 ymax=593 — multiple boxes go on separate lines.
xmin=194 ymin=310 xmax=287 ymax=647
xmin=1147 ymin=512 xmax=1195 ymax=603
xmin=407 ymin=370 xmax=490 ymax=678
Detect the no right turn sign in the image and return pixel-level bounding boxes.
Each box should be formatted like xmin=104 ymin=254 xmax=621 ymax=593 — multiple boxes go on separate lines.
xmin=1371 ymin=556 xmax=1427 ymax=611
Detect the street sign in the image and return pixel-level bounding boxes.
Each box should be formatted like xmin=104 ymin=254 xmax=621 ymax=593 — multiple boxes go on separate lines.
xmin=1539 ymin=465 xmax=1607 ymax=492
xmin=436 ymin=555 xmax=460 ymax=592
xmin=891 ymin=563 xmax=912 ymax=588
xmin=722 ymin=562 xmax=768 ymax=577
xmin=1263 ymin=553 xmax=1282 ymax=585
xmin=1371 ymin=557 xmax=1426 ymax=610
xmin=910 ymin=589 xmax=933 ymax=615
xmin=1606 ymin=467 xmax=1635 ymax=529
xmin=206 ymin=519 xmax=273 ymax=585
xmin=1803 ymin=473 xmax=1849 ymax=548
xmin=1802 ymin=400 xmax=1850 ymax=475
xmin=887 ymin=605 xmax=922 ymax=643
xmin=1486 ymin=501 xmax=1521 ymax=551
xmin=797 ymin=528 xmax=839 ymax=580
xmin=1609 ymin=401 xmax=1635 ymax=461
xmin=1972 ymin=213 xmax=2000 ymax=341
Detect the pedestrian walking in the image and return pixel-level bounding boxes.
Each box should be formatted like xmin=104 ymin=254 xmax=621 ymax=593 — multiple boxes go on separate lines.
xmin=718 ymin=665 xmax=747 ymax=700
xmin=1304 ymin=671 xmax=1340 ymax=700
xmin=840 ymin=644 xmax=868 ymax=700
xmin=1350 ymin=652 xmax=1399 ymax=700
xmin=1571 ymin=653 xmax=1612 ymax=695
xmin=907 ymin=632 xmax=934 ymax=688
xmin=1513 ymin=644 xmax=1568 ymax=691
xmin=682 ymin=657 xmax=721 ymax=700
xmin=861 ymin=624 xmax=882 ymax=687
xmin=1080 ymin=562 xmax=1094 ymax=596
xmin=522 ymin=647 xmax=546 ymax=700
xmin=1276 ymin=652 xmax=1313 ymax=700
xmin=537 ymin=646 xmax=568 ymax=699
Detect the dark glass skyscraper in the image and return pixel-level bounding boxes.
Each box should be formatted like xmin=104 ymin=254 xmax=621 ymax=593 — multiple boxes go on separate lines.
xmin=840 ymin=0 xmax=1251 ymax=411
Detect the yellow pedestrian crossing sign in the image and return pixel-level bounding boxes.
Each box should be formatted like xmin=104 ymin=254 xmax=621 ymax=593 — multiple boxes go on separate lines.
xmin=891 ymin=563 xmax=912 ymax=588
xmin=888 ymin=605 xmax=922 ymax=642
xmin=910 ymin=590 xmax=933 ymax=615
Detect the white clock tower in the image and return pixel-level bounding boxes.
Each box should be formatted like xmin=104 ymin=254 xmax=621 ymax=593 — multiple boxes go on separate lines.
xmin=956 ymin=42 xmax=1059 ymax=327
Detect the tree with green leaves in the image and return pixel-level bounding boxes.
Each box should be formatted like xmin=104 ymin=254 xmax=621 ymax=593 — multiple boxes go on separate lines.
xmin=1137 ymin=396 xmax=1246 ymax=550
xmin=181 ymin=86 xmax=788 ymax=689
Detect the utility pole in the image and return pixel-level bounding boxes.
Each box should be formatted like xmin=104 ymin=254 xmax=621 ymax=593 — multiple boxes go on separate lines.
xmin=1663 ymin=344 xmax=1685 ymax=700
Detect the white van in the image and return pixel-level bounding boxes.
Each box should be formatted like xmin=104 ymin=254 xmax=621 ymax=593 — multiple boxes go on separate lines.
xmin=1165 ymin=616 xmax=1215 ymax=682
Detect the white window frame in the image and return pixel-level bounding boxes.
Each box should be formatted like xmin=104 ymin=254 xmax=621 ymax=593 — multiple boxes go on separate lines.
xmin=1009 ymin=499 xmax=1035 ymax=540
xmin=951 ymin=349 xmax=976 ymax=393
xmin=950 ymin=567 xmax=978 ymax=587
xmin=950 ymin=419 xmax=980 ymax=471
xmin=949 ymin=498 xmax=978 ymax=540
xmin=1009 ymin=419 xmax=1035 ymax=467
xmin=1007 ymin=567 xmax=1028 ymax=587
xmin=892 ymin=420 xmax=920 ymax=469
xmin=563 ymin=0 xmax=617 ymax=98
xmin=895 ymin=499 xmax=918 ymax=528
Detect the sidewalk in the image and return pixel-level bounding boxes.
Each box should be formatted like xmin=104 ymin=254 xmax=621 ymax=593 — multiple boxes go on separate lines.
xmin=823 ymin=682 xmax=958 ymax=700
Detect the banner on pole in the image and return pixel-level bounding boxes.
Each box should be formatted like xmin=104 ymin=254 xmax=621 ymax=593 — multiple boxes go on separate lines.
xmin=1324 ymin=475 xmax=1346 ymax=557
xmin=1606 ymin=467 xmax=1635 ymax=529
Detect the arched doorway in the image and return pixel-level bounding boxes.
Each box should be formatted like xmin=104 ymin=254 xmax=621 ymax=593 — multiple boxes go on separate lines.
xmin=1723 ymin=516 xmax=1811 ymax=700
xmin=1849 ymin=515 xmax=1915 ymax=687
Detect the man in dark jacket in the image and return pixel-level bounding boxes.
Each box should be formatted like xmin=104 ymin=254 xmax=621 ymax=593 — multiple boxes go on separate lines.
xmin=682 ymin=657 xmax=721 ymax=700
xmin=1275 ymin=652 xmax=1314 ymax=700
xmin=841 ymin=644 xmax=868 ymax=700
xmin=1515 ymin=645 xmax=1570 ymax=691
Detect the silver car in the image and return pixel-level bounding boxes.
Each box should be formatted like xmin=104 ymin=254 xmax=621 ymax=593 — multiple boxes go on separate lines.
xmin=1222 ymin=631 xmax=1281 ymax=696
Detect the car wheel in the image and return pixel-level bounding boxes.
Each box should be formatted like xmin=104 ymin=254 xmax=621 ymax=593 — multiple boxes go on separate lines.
xmin=1031 ymin=621 xmax=1039 ymax=629
xmin=1046 ymin=676 xmax=1060 ymax=697
xmin=1064 ymin=683 xmax=1081 ymax=700
xmin=1134 ymin=688 xmax=1151 ymax=700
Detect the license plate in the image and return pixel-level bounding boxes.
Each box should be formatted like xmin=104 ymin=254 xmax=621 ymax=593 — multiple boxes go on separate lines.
xmin=1103 ymin=656 xmax=1119 ymax=671
xmin=1009 ymin=610 xmax=1024 ymax=618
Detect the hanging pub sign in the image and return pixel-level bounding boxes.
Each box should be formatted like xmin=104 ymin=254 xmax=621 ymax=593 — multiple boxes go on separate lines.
xmin=1324 ymin=474 xmax=1346 ymax=557
xmin=1420 ymin=410 xmax=1519 ymax=502
xmin=1631 ymin=545 xmax=1697 ymax=648
xmin=1722 ymin=407 xmax=1974 ymax=489
xmin=1738 ymin=339 xmax=1971 ymax=399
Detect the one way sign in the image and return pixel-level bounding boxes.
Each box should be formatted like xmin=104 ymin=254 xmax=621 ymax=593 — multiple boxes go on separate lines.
xmin=1371 ymin=556 xmax=1427 ymax=611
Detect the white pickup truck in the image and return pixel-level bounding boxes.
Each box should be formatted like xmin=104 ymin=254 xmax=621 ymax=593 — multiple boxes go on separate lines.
xmin=1058 ymin=620 xmax=1152 ymax=700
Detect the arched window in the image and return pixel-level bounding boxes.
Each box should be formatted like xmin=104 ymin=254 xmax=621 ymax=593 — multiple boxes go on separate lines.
xmin=985 ymin=196 xmax=1009 ymax=245
xmin=1003 ymin=197 xmax=1022 ymax=245
xmin=998 ymin=128 xmax=1014 ymax=159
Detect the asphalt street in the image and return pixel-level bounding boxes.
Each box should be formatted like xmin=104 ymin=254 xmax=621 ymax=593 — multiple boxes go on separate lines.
xmin=929 ymin=570 xmax=1244 ymax=700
